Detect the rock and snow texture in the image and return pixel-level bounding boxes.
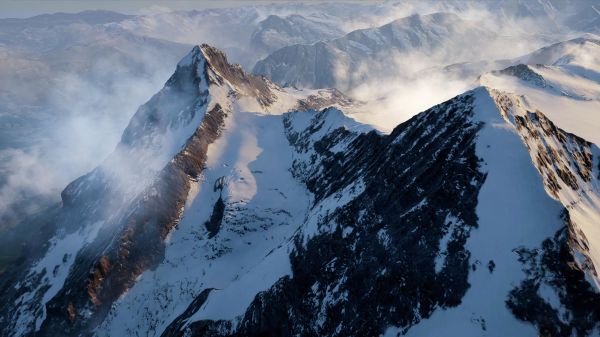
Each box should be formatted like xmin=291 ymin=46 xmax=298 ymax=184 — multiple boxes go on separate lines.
xmin=182 ymin=85 xmax=599 ymax=337
xmin=167 ymin=45 xmax=600 ymax=335
xmin=395 ymin=39 xmax=600 ymax=336
xmin=4 ymin=37 xmax=600 ymax=337
xmin=398 ymin=39 xmax=600 ymax=336
xmin=174 ymin=91 xmax=489 ymax=336
xmin=389 ymin=87 xmax=566 ymax=337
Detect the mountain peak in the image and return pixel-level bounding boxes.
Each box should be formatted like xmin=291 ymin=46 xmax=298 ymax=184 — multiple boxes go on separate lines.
xmin=176 ymin=43 xmax=278 ymax=106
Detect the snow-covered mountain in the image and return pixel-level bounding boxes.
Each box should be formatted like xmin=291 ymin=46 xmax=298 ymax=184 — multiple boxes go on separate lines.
xmin=111 ymin=3 xmax=392 ymax=68
xmin=0 ymin=43 xmax=355 ymax=337
xmin=251 ymin=11 xmax=560 ymax=91
xmin=253 ymin=12 xmax=481 ymax=89
xmin=2 ymin=37 xmax=600 ymax=337
xmin=0 ymin=3 xmax=375 ymax=229
xmin=489 ymin=0 xmax=600 ymax=34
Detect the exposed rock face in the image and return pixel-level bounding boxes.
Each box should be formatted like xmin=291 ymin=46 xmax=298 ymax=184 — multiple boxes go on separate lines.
xmin=159 ymin=288 xmax=214 ymax=337
xmin=508 ymin=218 xmax=600 ymax=337
xmin=40 ymin=103 xmax=227 ymax=336
xmin=494 ymin=64 xmax=547 ymax=87
xmin=136 ymin=86 xmax=600 ymax=337
xmin=1 ymin=46 xmax=231 ymax=336
xmin=0 ymin=45 xmax=232 ymax=336
xmin=484 ymin=87 xmax=600 ymax=337
xmin=205 ymin=195 xmax=226 ymax=238
xmin=514 ymin=111 xmax=592 ymax=195
xmin=292 ymin=88 xmax=355 ymax=112
xmin=199 ymin=44 xmax=280 ymax=107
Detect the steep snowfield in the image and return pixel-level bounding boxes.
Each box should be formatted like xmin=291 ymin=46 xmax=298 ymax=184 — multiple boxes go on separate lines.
xmin=97 ymin=108 xmax=310 ymax=336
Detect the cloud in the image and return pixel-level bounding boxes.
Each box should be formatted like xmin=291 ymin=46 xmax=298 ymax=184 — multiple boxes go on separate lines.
xmin=332 ymin=3 xmax=566 ymax=131
xmin=138 ymin=5 xmax=174 ymax=16
xmin=0 ymin=36 xmax=183 ymax=226
xmin=0 ymin=148 xmax=60 ymax=213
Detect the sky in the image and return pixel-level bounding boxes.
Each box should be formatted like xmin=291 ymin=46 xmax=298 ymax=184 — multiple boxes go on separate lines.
xmin=0 ymin=0 xmax=370 ymax=18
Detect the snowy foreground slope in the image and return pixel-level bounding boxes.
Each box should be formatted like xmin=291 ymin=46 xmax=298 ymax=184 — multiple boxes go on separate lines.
xmin=2 ymin=41 xmax=600 ymax=337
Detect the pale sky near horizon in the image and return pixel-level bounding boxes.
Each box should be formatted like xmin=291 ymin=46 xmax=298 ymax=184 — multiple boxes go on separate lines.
xmin=0 ymin=0 xmax=367 ymax=19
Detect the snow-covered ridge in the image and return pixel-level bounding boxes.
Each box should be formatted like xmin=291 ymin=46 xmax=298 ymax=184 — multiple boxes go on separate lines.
xmin=183 ymin=90 xmax=489 ymax=336
xmin=476 ymin=40 xmax=600 ymax=289
xmin=403 ymin=42 xmax=600 ymax=335
xmin=92 ymin=54 xmax=367 ymax=337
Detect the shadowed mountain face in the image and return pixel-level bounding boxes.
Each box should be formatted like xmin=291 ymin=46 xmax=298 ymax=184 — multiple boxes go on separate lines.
xmin=2 ymin=40 xmax=600 ymax=337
